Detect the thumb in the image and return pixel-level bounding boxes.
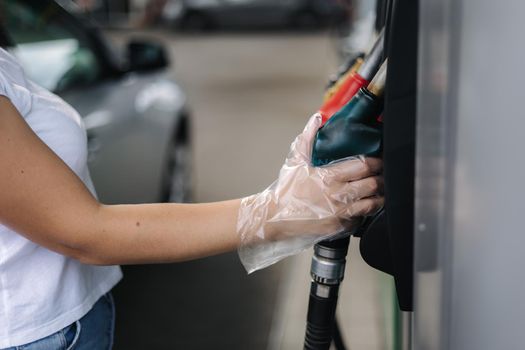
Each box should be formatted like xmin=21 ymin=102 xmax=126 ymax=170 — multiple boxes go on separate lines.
xmin=293 ymin=113 xmax=322 ymax=161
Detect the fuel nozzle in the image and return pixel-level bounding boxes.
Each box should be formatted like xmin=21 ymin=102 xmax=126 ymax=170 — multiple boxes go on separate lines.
xmin=318 ymin=29 xmax=385 ymax=124
xmin=312 ymin=59 xmax=388 ymax=166
xmin=324 ymin=56 xmax=364 ymax=102
xmin=325 ymin=53 xmax=364 ymax=91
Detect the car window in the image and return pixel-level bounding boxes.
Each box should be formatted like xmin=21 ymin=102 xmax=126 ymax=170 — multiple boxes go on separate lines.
xmin=2 ymin=0 xmax=102 ymax=92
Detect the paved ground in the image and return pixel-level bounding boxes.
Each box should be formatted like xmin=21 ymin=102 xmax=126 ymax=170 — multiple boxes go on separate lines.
xmin=107 ymin=30 xmax=394 ymax=350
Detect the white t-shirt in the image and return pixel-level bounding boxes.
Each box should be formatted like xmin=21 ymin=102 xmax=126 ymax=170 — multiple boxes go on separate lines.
xmin=0 ymin=48 xmax=122 ymax=348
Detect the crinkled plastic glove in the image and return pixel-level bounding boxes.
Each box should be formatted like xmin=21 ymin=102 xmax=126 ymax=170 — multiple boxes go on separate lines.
xmin=238 ymin=114 xmax=384 ymax=273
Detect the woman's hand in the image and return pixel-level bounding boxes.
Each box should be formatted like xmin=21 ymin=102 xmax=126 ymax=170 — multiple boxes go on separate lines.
xmin=237 ymin=114 xmax=384 ymax=273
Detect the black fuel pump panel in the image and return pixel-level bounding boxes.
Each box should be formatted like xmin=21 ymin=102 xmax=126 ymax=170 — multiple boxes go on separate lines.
xmin=358 ymin=0 xmax=418 ymax=312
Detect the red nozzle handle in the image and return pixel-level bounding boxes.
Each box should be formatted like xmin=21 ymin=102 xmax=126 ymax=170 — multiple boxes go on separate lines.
xmin=319 ymin=72 xmax=369 ymax=124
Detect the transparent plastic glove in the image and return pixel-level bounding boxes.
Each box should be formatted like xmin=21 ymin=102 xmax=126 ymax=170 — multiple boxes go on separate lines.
xmin=238 ymin=114 xmax=384 ymax=273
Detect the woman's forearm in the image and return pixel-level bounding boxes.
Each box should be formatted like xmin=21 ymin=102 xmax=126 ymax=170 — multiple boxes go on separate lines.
xmin=77 ymin=200 xmax=242 ymax=265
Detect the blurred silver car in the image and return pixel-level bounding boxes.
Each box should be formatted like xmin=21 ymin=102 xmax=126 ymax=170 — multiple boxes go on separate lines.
xmin=164 ymin=0 xmax=348 ymax=30
xmin=1 ymin=0 xmax=192 ymax=204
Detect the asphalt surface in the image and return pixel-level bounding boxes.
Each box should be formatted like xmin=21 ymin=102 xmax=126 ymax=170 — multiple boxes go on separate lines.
xmin=107 ymin=30 xmax=340 ymax=350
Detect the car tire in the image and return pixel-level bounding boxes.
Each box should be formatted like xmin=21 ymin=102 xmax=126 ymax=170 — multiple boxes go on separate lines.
xmin=161 ymin=127 xmax=193 ymax=203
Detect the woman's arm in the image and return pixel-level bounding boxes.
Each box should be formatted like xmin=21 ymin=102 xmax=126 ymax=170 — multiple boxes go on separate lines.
xmin=0 ymin=96 xmax=240 ymax=265
xmin=0 ymin=96 xmax=382 ymax=266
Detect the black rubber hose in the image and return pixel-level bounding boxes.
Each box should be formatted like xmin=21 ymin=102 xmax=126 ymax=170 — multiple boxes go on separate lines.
xmin=304 ymin=284 xmax=339 ymax=350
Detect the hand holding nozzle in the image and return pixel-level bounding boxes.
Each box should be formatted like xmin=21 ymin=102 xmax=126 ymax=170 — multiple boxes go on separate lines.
xmin=303 ymin=59 xmax=388 ymax=350
xmin=237 ymin=115 xmax=384 ymax=273
xmin=237 ymin=58 xmax=388 ymax=274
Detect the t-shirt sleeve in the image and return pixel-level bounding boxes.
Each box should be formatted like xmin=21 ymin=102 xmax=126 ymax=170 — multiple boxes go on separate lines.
xmin=0 ymin=56 xmax=33 ymax=117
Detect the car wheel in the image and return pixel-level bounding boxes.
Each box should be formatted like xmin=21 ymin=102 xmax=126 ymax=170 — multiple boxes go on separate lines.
xmin=161 ymin=133 xmax=193 ymax=203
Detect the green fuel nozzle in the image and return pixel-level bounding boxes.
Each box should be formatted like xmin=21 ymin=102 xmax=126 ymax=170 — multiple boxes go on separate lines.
xmin=312 ymin=59 xmax=388 ymax=166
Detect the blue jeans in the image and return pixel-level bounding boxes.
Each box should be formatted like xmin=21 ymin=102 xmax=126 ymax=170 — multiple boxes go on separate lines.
xmin=4 ymin=293 xmax=115 ymax=350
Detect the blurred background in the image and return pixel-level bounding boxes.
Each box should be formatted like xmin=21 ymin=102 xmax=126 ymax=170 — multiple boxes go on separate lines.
xmin=1 ymin=0 xmax=399 ymax=349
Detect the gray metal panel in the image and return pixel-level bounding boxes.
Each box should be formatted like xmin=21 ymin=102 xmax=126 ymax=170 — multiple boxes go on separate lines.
xmin=415 ymin=0 xmax=525 ymax=349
